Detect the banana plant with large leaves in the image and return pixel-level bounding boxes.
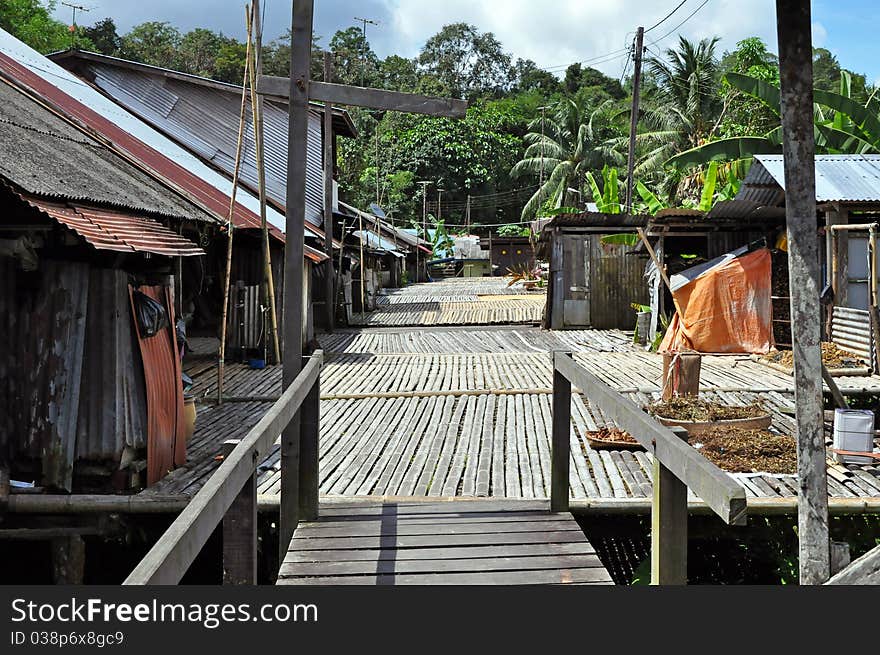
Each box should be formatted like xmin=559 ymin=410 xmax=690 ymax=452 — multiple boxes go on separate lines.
xmin=666 ymin=71 xmax=880 ymax=170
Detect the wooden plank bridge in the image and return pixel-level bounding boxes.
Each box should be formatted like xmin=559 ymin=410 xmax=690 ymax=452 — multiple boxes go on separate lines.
xmin=278 ymin=499 xmax=611 ymax=585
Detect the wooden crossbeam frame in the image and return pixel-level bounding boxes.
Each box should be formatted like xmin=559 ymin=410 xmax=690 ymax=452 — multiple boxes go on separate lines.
xmin=258 ymin=76 xmax=468 ymax=118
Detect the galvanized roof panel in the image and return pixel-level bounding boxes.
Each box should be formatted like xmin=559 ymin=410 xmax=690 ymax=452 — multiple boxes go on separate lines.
xmin=741 ymin=154 xmax=880 ymax=204
xmin=80 ymin=59 xmax=326 ymax=228
xmin=353 ymin=229 xmax=405 ymax=256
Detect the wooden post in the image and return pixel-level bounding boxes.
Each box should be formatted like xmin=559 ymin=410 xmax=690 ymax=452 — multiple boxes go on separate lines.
xmin=830 ymin=541 xmax=852 ymax=577
xmin=279 ymin=0 xmax=313 ymax=563
xmin=51 ymin=535 xmax=86 ymax=584
xmin=323 ymin=52 xmax=335 ymax=333
xmin=551 ymin=351 xmax=572 ymax=512
xmin=221 ymin=439 xmax=256 ymax=585
xmin=776 ymin=0 xmax=830 ymax=585
xmin=299 ymin=353 xmax=320 ymax=521
xmin=651 ymin=426 xmax=689 ymax=585
xmin=625 ymin=26 xmax=644 ymax=213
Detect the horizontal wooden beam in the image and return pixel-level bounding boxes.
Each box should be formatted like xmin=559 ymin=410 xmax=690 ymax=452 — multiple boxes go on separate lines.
xmin=123 ymin=352 xmax=324 ymax=585
xmin=257 ymin=75 xmax=468 ymax=118
xmin=554 ymin=352 xmax=747 ymax=526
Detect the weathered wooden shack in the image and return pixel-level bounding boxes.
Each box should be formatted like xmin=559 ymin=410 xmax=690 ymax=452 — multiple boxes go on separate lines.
xmin=538 ymin=213 xmax=650 ymax=330
xmin=480 ymin=235 xmax=536 ymax=276
xmin=0 ymin=75 xmax=213 ymax=493
xmin=737 ymin=154 xmax=880 ymax=365
xmin=51 ymin=48 xmax=354 ymax=337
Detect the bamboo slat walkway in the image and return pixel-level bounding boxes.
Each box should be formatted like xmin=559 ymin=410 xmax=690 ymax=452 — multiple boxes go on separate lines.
xmin=169 ymin=327 xmax=880 ymax=504
xmin=277 ymin=499 xmax=612 ymax=585
xmin=349 ymin=278 xmax=546 ymax=327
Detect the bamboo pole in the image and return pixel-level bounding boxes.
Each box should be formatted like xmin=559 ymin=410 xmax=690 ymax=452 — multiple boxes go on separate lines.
xmin=217 ymin=6 xmax=255 ymax=404
xmin=358 ymin=210 xmax=366 ymax=316
xmin=249 ymin=0 xmax=281 ymax=364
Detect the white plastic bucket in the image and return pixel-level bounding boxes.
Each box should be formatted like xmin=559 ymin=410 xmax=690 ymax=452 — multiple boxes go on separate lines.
xmin=833 ymin=409 xmax=875 ymax=465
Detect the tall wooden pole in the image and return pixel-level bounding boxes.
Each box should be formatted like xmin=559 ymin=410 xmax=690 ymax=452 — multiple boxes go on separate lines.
xmin=776 ymin=0 xmax=829 ymax=585
xmin=625 ymin=26 xmax=644 ymax=214
xmin=322 ymin=51 xmax=335 ymax=332
xmin=218 ymin=5 xmax=254 ymax=404
xmin=251 ymin=0 xmax=281 ymax=364
xmin=280 ymin=0 xmax=313 ymax=563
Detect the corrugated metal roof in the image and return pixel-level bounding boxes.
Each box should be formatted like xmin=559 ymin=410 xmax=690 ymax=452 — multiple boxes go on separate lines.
xmin=19 ymin=193 xmax=205 ymax=257
xmin=540 ymin=211 xmax=650 ymax=231
xmin=740 ymin=154 xmax=880 ymax=204
xmin=54 ymin=52 xmax=346 ymax=238
xmin=339 ymin=200 xmax=428 ymax=251
xmin=0 ymin=79 xmax=213 ymax=223
xmin=0 ymin=29 xmax=302 ymax=242
xmin=353 ymin=229 xmax=406 ymax=257
xmin=304 ymin=243 xmax=329 ymax=263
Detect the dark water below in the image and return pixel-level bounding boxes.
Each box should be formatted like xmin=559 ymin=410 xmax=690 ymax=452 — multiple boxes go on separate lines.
xmin=578 ymin=513 xmax=880 ymax=584
xmin=2 ymin=512 xmax=878 ymax=585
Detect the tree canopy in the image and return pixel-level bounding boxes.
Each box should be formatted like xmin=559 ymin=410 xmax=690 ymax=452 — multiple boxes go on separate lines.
xmin=3 ymin=2 xmax=876 ymax=233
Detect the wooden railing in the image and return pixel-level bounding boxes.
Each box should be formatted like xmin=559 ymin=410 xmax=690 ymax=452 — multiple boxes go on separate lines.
xmin=124 ymin=351 xmax=323 ymax=585
xmin=551 ymin=351 xmax=747 ymax=585
xmin=826 ymin=543 xmax=880 ymax=585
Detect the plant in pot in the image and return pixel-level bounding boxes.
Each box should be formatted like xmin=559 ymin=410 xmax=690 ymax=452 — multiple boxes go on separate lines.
xmin=506 ymin=263 xmax=541 ymax=289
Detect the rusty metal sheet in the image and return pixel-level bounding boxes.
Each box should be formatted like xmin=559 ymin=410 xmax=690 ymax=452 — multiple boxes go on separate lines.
xmin=129 ymin=285 xmax=186 ymax=485
xmin=19 ymin=194 xmax=204 ymax=257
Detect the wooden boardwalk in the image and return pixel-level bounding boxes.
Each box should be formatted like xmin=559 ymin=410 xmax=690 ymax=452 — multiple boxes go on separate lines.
xmin=349 ymin=278 xmax=546 ymax=327
xmin=277 ymin=499 xmax=612 ymax=585
xmin=165 ymin=326 xmax=880 ymax=504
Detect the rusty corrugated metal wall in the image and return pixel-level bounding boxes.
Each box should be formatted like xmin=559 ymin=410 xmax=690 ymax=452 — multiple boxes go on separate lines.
xmin=589 ymin=236 xmax=650 ymax=330
xmin=129 ymin=285 xmax=185 ymax=486
xmin=0 ymin=259 xmax=148 ymax=491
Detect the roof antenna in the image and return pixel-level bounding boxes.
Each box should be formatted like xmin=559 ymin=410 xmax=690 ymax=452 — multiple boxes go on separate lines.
xmin=61 ymin=2 xmax=91 ymax=49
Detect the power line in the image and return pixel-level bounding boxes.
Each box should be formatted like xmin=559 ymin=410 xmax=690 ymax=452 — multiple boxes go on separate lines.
xmin=645 ymin=0 xmax=690 ymax=33
xmin=646 ymin=0 xmax=712 ymax=48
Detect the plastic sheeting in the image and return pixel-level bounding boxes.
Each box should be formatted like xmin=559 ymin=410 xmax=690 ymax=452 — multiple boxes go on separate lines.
xmin=660 ymin=247 xmax=774 ymax=354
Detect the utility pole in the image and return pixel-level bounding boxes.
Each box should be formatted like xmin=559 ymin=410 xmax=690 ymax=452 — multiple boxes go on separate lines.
xmin=625 ymin=26 xmax=644 ymax=214
xmin=466 ymin=194 xmax=471 ymax=235
xmin=775 ymin=0 xmax=829 ymax=585
xmin=353 ymin=16 xmax=379 ymax=87
xmin=61 ymin=2 xmax=89 ymax=48
xmin=375 ymin=116 xmax=381 ymax=204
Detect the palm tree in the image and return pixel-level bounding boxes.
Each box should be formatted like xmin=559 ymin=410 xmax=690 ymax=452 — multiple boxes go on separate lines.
xmin=630 ymin=36 xmax=723 ymax=192
xmin=667 ymin=70 xmax=880 ymax=169
xmin=511 ymin=97 xmax=623 ymax=220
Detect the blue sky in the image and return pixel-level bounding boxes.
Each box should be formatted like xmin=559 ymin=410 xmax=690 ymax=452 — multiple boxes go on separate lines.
xmin=51 ymin=1 xmax=880 ymax=83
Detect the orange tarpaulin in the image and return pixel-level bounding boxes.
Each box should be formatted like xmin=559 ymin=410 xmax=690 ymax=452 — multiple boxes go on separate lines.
xmin=660 ymin=247 xmax=774 ymax=354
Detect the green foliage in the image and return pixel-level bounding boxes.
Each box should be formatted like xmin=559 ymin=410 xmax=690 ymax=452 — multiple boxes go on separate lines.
xmin=586 ymin=165 xmax=621 ymax=214
xmin=599 ymin=233 xmax=640 ymax=247
xmin=496 ymin=224 xmax=530 ymax=237
xmin=118 ymin=21 xmax=182 ymax=69
xmin=82 ymin=17 xmax=120 ymax=55
xmin=0 ymin=0 xmax=80 ymax=53
xmin=418 ymin=22 xmax=513 ymax=99
xmin=512 ymin=96 xmax=625 ymax=220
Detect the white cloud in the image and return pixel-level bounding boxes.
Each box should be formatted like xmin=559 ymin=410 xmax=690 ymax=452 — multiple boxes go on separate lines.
xmin=812 ymin=21 xmax=828 ymax=47
xmin=379 ymin=0 xmax=779 ymax=76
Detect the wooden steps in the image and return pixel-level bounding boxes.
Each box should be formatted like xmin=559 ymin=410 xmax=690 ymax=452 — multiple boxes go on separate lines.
xmin=277 ymin=500 xmax=613 ymax=585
